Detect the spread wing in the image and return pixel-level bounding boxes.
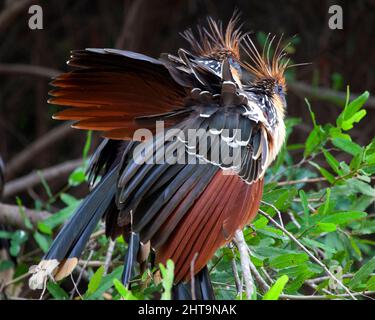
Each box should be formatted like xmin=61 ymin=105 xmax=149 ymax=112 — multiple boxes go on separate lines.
xmin=49 ymin=49 xmax=187 ymax=139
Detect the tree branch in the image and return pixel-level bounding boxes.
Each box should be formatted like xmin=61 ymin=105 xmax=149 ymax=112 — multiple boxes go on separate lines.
xmin=0 ymin=63 xmax=60 ymax=79
xmin=0 ymin=0 xmax=36 ymax=34
xmin=289 ymin=81 xmax=375 ymax=109
xmin=3 ymin=158 xmax=82 ymax=198
xmin=5 ymin=123 xmax=73 ymax=178
xmin=277 ymin=177 xmax=327 ymax=186
xmin=0 ymin=202 xmax=51 ymax=229
xmin=103 ymin=240 xmax=115 ymax=276
xmin=115 ymin=0 xmax=145 ymax=50
xmin=234 ymin=230 xmax=255 ymax=299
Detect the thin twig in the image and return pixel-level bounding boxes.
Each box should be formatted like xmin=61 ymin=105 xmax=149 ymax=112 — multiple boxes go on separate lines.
xmin=229 ymin=244 xmax=241 ymax=295
xmin=307 ymin=273 xmax=375 ymax=284
xmin=277 ymin=177 xmax=327 ymax=186
xmin=3 ymin=272 xmax=30 ymax=288
xmin=287 ymin=211 xmax=301 ymax=228
xmin=70 ymin=250 xmax=94 ymax=299
xmin=103 ymin=240 xmax=116 ymax=276
xmin=246 ymin=248 xmax=270 ymax=293
xmin=70 ymin=274 xmax=83 ymax=300
xmin=234 ymin=230 xmax=255 ymax=299
xmin=259 ymin=209 xmax=357 ymax=300
xmin=261 ymin=200 xmax=284 ymax=228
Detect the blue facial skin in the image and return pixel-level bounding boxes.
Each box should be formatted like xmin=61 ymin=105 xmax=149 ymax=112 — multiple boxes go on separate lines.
xmin=228 ymin=56 xmax=242 ymax=78
xmin=275 ymin=84 xmax=286 ymax=107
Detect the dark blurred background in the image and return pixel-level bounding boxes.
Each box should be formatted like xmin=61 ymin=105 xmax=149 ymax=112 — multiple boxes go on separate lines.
xmin=0 ymin=0 xmax=374 ymax=203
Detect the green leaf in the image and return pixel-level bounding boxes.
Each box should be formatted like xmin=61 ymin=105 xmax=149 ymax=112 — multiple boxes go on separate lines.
xmin=47 ymin=282 xmax=69 ymax=299
xmin=332 ymin=138 xmax=363 ymax=156
xmin=9 ymin=230 xmax=28 ymax=257
xmin=304 ymin=127 xmax=323 ymax=157
xmin=159 ymin=259 xmax=174 ymax=300
xmin=68 ymin=167 xmax=86 ymax=187
xmin=337 ymin=91 xmax=369 ymax=128
xmin=262 ymin=275 xmax=289 ymax=300
xmin=366 ymin=276 xmax=375 ymax=290
xmin=329 ymin=127 xmax=351 ymax=140
xmin=33 ymin=231 xmax=51 ymax=253
xmin=0 ymin=230 xmax=13 ymax=239
xmin=37 ymin=171 xmax=53 ymax=199
xmin=344 ymin=91 xmax=369 ymax=118
xmin=341 ymin=110 xmax=367 ymax=130
xmin=349 ymin=178 xmax=375 ymax=197
xmin=86 ymin=266 xmax=105 ymax=296
xmin=349 ymin=256 xmax=375 ymax=289
xmin=16 ymin=197 xmax=33 ymax=230
xmin=0 ymin=260 xmax=14 ymax=272
xmin=60 ymin=193 xmax=79 ymax=206
xmin=305 ymin=98 xmax=318 ymax=128
xmin=113 ymin=279 xmax=138 ymax=300
xmin=309 ymin=161 xmax=335 ymax=184
xmin=365 ymin=152 xmax=375 ymax=165
xmin=314 ymin=222 xmax=337 ymax=233
xmin=82 ymin=131 xmax=92 ymax=160
xmin=320 ymin=211 xmax=367 ymax=225
xmin=269 ymin=253 xmax=308 ymax=269
xmin=85 ymin=266 xmax=123 ymax=300
xmin=299 ymin=190 xmax=310 ymax=225
xmin=301 ymin=238 xmax=337 ymax=254
xmin=323 ymin=149 xmax=340 ymax=175
xmin=38 ymin=201 xmax=81 ymax=234
xmin=322 ymin=188 xmax=331 ymax=215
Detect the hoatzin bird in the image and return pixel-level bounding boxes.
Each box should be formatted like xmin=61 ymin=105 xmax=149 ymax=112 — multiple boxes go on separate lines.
xmin=29 ymin=14 xmax=289 ymax=299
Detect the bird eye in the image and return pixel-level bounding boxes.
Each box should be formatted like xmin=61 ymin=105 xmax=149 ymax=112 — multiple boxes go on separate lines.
xmin=275 ymin=85 xmax=283 ymax=95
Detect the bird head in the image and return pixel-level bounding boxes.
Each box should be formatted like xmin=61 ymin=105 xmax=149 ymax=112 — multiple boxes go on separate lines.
xmin=241 ymin=34 xmax=291 ymax=117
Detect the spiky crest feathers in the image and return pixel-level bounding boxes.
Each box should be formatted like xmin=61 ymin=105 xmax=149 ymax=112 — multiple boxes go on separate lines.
xmin=181 ymin=13 xmax=294 ymax=94
xmin=181 ymin=12 xmax=244 ymax=61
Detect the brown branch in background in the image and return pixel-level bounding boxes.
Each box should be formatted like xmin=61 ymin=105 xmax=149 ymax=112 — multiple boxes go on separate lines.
xmin=0 ymin=63 xmax=60 ymax=79
xmin=3 ymin=158 xmax=82 ymax=198
xmin=115 ymin=0 xmax=145 ymax=50
xmin=6 ymin=123 xmax=73 ymax=178
xmin=0 ymin=202 xmax=51 ymax=229
xmin=0 ymin=0 xmax=36 ymax=34
xmin=289 ymin=81 xmax=375 ymax=109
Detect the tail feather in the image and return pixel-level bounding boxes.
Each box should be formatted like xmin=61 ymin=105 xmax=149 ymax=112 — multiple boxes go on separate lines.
xmin=121 ymin=232 xmax=140 ymax=286
xmin=29 ymin=165 xmax=119 ymax=289
xmin=172 ymin=267 xmax=215 ymax=300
